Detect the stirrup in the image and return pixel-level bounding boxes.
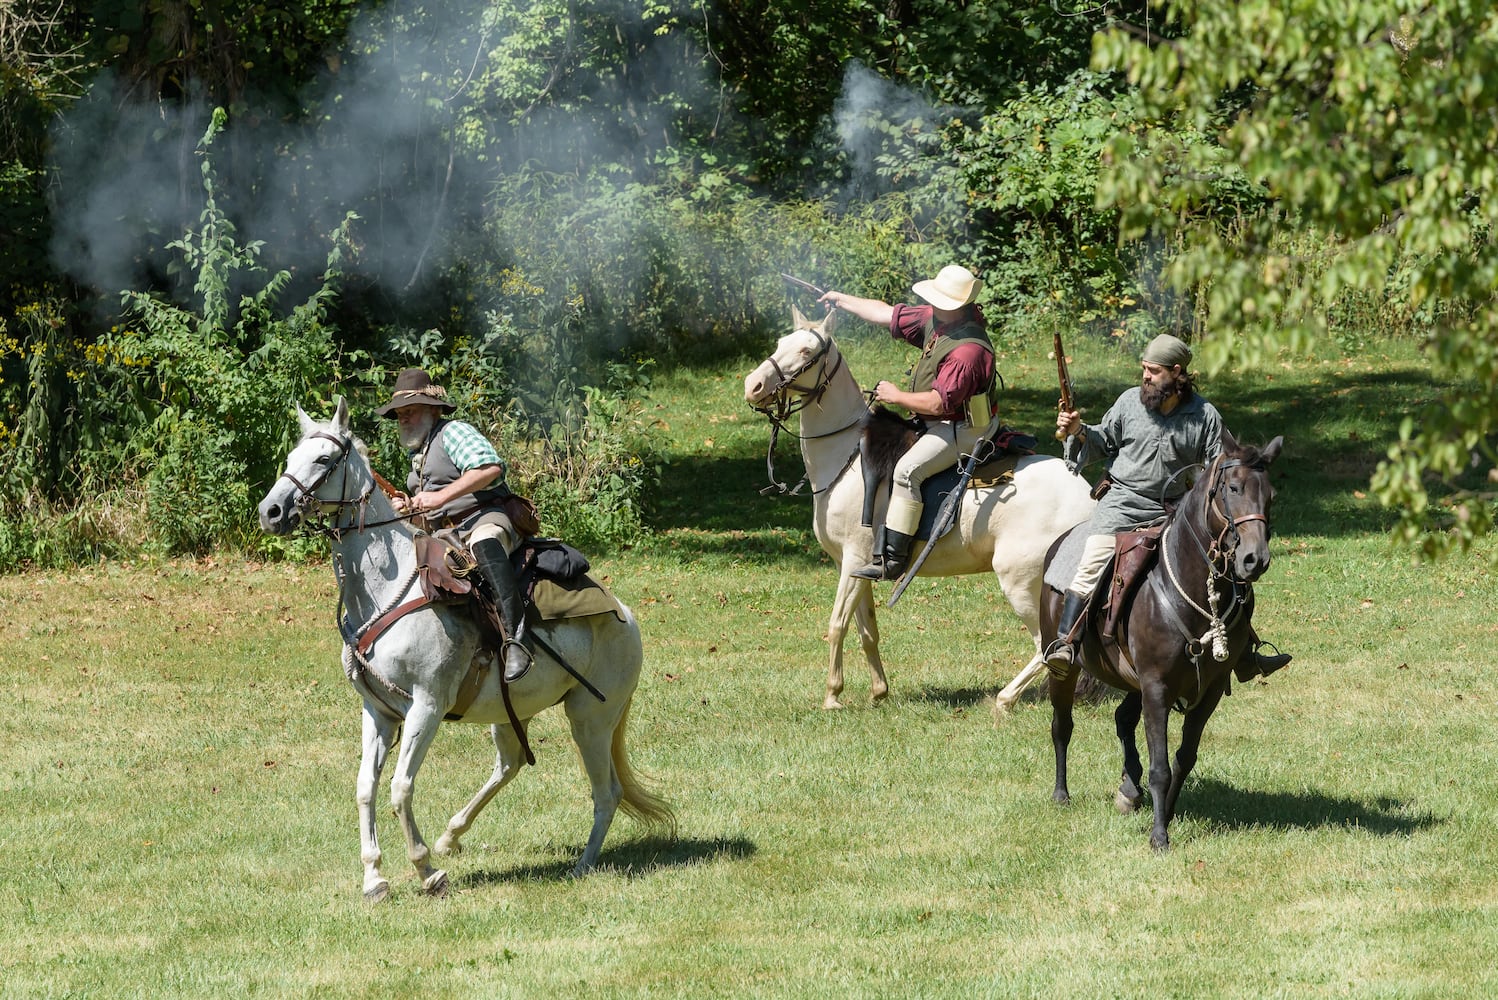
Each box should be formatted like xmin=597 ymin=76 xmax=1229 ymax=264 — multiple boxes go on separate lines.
xmin=1043 ymin=639 xmax=1076 ymax=680
xmin=849 ymin=560 xmax=886 ymax=581
xmin=502 ymin=638 xmax=533 ymax=683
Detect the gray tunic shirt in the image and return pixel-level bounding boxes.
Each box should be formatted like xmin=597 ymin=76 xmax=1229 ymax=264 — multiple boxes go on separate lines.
xmin=1069 ymin=387 xmax=1224 ymax=534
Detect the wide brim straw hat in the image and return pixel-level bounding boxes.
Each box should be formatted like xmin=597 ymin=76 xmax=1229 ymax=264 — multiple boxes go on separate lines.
xmin=912 ymin=264 xmax=983 ymax=310
xmin=375 ymin=368 xmax=458 ymax=418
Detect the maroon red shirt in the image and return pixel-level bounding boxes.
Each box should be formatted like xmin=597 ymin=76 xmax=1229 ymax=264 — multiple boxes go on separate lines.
xmin=890 ymin=303 xmax=995 ymax=421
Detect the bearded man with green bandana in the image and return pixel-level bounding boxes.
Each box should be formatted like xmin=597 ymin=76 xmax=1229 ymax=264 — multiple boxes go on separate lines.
xmin=1044 ymin=334 xmax=1292 ymax=682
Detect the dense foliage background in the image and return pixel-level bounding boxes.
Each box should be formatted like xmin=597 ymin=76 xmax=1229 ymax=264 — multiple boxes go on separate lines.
xmin=0 ymin=1 xmax=1492 ymax=567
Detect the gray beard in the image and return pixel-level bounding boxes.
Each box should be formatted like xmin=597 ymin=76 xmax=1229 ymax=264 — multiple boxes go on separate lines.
xmin=397 ymin=415 xmax=436 ymax=450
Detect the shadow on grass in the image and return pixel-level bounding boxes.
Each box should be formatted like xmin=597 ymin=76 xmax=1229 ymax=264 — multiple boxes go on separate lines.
xmin=460 ymin=834 xmax=757 ymax=885
xmin=1181 ymin=776 xmax=1440 ymax=837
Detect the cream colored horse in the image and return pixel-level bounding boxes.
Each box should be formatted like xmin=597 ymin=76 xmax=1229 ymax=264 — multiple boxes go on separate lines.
xmin=744 ymin=308 xmax=1095 ymax=711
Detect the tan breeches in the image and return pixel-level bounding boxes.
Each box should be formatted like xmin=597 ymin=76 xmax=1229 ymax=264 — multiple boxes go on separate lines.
xmin=891 ymin=420 xmax=985 ymax=505
xmin=1068 ymin=534 xmax=1117 ymax=598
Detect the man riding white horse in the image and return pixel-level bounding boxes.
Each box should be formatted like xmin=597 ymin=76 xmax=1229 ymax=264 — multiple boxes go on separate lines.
xmin=819 ymin=264 xmax=1000 ymax=581
xmin=1044 ymin=333 xmax=1292 ymax=684
xmin=377 ymin=367 xmax=532 ymax=683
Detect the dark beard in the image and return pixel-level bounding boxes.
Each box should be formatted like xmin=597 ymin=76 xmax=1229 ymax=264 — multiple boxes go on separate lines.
xmin=1141 ymin=380 xmax=1172 ymax=412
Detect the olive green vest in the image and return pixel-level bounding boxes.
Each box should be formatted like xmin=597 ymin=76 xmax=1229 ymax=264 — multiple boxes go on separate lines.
xmin=908 ymin=316 xmax=995 ymax=420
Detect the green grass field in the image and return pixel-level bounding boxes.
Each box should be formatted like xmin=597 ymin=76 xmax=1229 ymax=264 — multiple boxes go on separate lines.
xmin=4 ymin=328 xmax=1496 ymax=998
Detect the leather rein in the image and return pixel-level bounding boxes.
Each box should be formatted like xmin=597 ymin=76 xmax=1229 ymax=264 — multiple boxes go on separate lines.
xmin=750 ymin=329 xmax=866 ymax=496
xmin=274 ymin=431 xmax=414 ymax=540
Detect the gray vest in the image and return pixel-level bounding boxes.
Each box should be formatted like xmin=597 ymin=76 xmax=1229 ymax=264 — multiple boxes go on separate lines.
xmin=407 ymin=420 xmax=509 ymax=522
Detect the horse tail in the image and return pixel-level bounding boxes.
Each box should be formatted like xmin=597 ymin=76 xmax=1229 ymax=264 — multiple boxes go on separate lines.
xmin=611 ymin=694 xmax=677 ymax=837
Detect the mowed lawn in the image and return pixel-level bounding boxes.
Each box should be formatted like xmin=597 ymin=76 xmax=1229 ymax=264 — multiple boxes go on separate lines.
xmin=3 ymin=330 xmax=1497 ymax=998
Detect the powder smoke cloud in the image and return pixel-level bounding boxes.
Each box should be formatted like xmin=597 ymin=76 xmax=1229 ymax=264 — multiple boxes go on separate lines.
xmin=45 ymin=2 xmax=710 ymax=307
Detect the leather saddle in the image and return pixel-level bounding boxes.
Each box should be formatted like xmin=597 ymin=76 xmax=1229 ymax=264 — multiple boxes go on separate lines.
xmin=1098 ymin=525 xmax=1164 ymax=640
xmin=857 ymin=405 xmax=1037 ymax=528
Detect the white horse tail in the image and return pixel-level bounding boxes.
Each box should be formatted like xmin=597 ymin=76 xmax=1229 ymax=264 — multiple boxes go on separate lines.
xmin=610 ymin=695 xmax=677 ymax=836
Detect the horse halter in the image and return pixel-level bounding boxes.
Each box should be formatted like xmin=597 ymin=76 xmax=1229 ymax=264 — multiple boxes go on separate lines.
xmin=276 ymin=430 xmax=377 ymax=538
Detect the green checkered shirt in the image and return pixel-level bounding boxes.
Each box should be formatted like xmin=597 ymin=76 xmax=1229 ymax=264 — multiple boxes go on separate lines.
xmin=440 ymin=419 xmax=504 ymax=476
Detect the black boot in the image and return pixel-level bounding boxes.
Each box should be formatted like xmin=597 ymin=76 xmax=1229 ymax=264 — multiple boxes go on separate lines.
xmin=850 ymin=528 xmax=916 ymax=581
xmin=1043 ymin=590 xmax=1089 ymax=680
xmin=470 ymin=537 xmax=533 ymax=683
xmin=1234 ymin=641 xmax=1292 ymax=682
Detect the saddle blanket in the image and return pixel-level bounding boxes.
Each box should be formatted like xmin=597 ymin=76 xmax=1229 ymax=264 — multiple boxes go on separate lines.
xmin=532 ymin=573 xmax=626 ymax=622
xmin=1043 ymin=523 xmax=1090 ymax=593
xmin=913 ymin=458 xmax=1019 ymax=541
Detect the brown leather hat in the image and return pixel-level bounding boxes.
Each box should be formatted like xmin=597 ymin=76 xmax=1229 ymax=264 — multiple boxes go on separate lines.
xmin=375 ymin=368 xmax=457 ymax=418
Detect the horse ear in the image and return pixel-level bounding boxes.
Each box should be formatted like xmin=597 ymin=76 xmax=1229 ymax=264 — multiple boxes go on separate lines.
xmin=331 ymin=395 xmax=350 ymax=434
xmin=791 ymin=304 xmax=810 ymax=330
xmin=822 ymin=307 xmax=838 ymax=335
xmin=1220 ymin=426 xmax=1240 ymax=454
xmin=297 ymin=403 xmax=316 ymax=436
xmin=1260 ymin=435 xmax=1284 ymax=464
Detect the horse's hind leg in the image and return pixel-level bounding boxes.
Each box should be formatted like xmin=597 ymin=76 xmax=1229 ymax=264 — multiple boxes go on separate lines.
xmin=357 ymin=707 xmax=398 ymax=902
xmin=1114 ymin=691 xmax=1144 ymax=813
xmin=1163 ymin=680 xmax=1226 ymax=826
xmin=566 ymin=691 xmax=630 ymax=875
xmin=387 ymin=702 xmax=449 ymax=896
xmin=434 ymin=723 xmax=527 ymax=859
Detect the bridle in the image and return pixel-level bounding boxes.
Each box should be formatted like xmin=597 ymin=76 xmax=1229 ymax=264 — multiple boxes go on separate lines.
xmin=274 ymin=431 xmax=404 ymax=539
xmin=749 ymin=328 xmax=866 ymax=496
xmin=1203 ymin=454 xmax=1271 ymax=579
xmin=1156 ymin=451 xmax=1272 ymax=664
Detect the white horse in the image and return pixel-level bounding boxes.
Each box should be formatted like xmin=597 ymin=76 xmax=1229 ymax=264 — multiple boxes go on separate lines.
xmin=743 ymin=308 xmax=1096 ymax=711
xmin=257 ymin=397 xmax=674 ymax=901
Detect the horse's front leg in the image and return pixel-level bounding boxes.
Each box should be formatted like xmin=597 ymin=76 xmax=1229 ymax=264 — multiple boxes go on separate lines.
xmin=1114 ymin=691 xmax=1144 ymax=813
xmin=1139 ymin=676 xmax=1175 ymax=852
xmin=434 ymin=722 xmax=527 ymax=860
xmin=1163 ymin=677 xmax=1227 ymax=825
xmin=357 ymin=706 xmax=398 ymax=902
xmin=1049 ymin=668 xmax=1078 ymax=805
xmin=824 ymin=571 xmax=878 ymax=709
xmin=387 ymin=699 xmax=448 ymax=896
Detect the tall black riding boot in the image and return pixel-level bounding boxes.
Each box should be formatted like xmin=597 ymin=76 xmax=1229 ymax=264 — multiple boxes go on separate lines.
xmin=470 ymin=537 xmax=533 ymax=683
xmin=1043 ymin=590 xmax=1089 ymax=680
xmin=850 ymin=497 xmax=922 ymax=581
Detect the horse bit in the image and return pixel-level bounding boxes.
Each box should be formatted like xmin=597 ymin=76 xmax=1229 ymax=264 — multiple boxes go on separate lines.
xmin=750 ymin=328 xmax=863 ymax=496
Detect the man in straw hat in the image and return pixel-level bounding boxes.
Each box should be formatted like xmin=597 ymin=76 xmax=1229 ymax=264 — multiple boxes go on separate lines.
xmin=377 ymin=367 xmax=533 ymax=682
xmin=1044 ymin=333 xmax=1291 ymax=681
xmin=819 ymin=264 xmax=1000 ymax=580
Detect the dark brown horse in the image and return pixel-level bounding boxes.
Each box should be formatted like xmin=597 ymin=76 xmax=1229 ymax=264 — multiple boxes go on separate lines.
xmin=1041 ymin=429 xmax=1283 ymax=851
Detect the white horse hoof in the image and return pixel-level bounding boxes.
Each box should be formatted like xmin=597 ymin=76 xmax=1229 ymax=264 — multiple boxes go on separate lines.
xmin=822 ymin=696 xmax=845 ymax=710
xmin=363 ymin=880 xmax=390 ymax=904
xmin=1115 ymin=791 xmax=1142 ymax=814
xmin=422 ymin=870 xmax=450 ymax=897
xmin=434 ymin=834 xmax=461 ymax=857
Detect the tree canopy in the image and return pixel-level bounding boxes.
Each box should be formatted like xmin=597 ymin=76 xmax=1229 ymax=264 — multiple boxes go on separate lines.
xmin=1095 ymin=1 xmax=1498 ymax=559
